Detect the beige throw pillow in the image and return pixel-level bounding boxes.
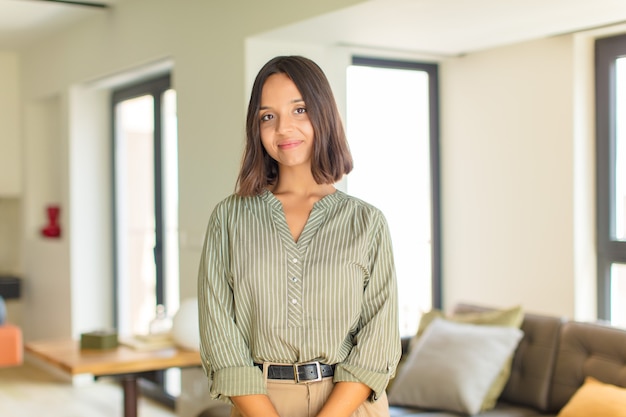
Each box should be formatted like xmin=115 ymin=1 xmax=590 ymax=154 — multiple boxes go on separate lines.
xmin=394 ymin=305 xmax=524 ymax=411
xmin=387 ymin=318 xmax=523 ymax=415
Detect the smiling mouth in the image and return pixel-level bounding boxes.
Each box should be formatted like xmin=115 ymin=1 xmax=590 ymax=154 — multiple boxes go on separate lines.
xmin=278 ymin=140 xmax=302 ymax=150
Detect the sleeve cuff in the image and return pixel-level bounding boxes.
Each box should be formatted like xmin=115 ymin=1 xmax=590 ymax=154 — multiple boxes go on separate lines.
xmin=334 ymin=363 xmax=392 ymax=401
xmin=210 ymin=365 xmax=266 ymax=402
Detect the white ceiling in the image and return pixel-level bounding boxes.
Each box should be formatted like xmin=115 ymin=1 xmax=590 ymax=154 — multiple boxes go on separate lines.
xmin=255 ymin=0 xmax=626 ymax=57
xmin=1 ymin=0 xmax=626 ymax=54
xmin=0 ymin=0 xmax=118 ymax=49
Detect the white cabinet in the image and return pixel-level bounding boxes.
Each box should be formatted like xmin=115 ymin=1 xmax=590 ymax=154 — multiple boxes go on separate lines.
xmin=0 ymin=52 xmax=21 ymax=196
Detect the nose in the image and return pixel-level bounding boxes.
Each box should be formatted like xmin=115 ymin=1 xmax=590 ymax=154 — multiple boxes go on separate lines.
xmin=275 ymin=113 xmax=293 ymax=134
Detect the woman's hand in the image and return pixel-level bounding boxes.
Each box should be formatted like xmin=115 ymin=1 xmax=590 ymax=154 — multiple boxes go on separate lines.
xmin=231 ymin=394 xmax=281 ymax=417
xmin=316 ymin=381 xmax=372 ymax=417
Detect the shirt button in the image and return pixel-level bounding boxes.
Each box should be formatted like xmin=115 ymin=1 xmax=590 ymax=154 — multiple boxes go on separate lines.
xmin=291 ymin=298 xmax=297 ymax=304
xmin=292 ymin=277 xmax=298 ymax=282
xmin=292 ymin=258 xmax=298 ymax=263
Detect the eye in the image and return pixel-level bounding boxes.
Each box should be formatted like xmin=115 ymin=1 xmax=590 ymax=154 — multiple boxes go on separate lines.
xmin=295 ymin=107 xmax=307 ymax=115
xmin=260 ymin=113 xmax=273 ymax=122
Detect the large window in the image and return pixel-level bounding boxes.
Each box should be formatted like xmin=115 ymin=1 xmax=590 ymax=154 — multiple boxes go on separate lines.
xmin=112 ymin=74 xmax=180 ymax=403
xmin=346 ymin=57 xmax=441 ymax=336
xmin=596 ymin=34 xmax=626 ymax=327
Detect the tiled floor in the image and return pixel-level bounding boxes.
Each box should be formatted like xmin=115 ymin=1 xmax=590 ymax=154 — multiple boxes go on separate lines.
xmin=0 ymin=361 xmax=176 ymax=417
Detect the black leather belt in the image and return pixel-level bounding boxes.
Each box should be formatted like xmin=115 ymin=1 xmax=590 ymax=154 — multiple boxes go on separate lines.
xmin=256 ymin=362 xmax=335 ymax=383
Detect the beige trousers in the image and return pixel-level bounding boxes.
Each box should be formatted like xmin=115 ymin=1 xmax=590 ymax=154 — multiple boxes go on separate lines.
xmin=229 ymin=377 xmax=390 ymax=417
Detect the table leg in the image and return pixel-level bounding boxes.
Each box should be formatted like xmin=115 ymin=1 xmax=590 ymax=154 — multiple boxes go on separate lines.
xmin=121 ymin=375 xmax=139 ymax=417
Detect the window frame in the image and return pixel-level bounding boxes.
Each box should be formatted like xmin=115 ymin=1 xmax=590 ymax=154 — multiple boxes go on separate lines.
xmin=111 ymin=74 xmax=171 ymax=321
xmin=111 ymin=74 xmax=176 ymax=407
xmin=595 ymin=33 xmax=626 ymax=320
xmin=351 ymin=56 xmax=442 ymax=310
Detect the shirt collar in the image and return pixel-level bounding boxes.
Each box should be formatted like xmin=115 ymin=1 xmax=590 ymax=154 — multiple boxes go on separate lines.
xmin=260 ymin=189 xmax=346 ymax=210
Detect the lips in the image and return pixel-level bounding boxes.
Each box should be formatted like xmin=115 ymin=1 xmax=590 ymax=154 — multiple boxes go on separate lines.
xmin=278 ymin=140 xmax=302 ymax=150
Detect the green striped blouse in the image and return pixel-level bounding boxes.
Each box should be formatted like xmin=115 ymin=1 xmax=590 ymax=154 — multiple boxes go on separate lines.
xmin=197 ymin=190 xmax=401 ymax=402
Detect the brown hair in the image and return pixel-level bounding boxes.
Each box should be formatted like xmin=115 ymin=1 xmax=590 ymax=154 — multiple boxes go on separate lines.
xmin=236 ymin=56 xmax=353 ymax=196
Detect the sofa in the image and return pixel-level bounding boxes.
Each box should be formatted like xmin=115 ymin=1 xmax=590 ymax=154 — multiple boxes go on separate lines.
xmin=197 ymin=303 xmax=626 ymax=417
xmin=388 ymin=303 xmax=626 ymax=416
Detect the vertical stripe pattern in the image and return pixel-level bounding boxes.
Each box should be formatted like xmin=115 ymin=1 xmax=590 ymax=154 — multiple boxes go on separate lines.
xmin=198 ymin=190 xmax=401 ymax=402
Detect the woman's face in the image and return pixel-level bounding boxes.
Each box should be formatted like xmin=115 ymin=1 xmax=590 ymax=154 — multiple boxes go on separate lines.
xmin=259 ymin=73 xmax=315 ymax=171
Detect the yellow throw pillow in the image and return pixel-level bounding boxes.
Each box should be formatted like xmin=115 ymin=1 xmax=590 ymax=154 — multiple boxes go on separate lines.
xmin=407 ymin=305 xmax=524 ymax=411
xmin=557 ymin=377 xmax=626 ymax=417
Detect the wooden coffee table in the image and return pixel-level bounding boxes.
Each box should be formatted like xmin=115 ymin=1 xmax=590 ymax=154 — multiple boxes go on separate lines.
xmin=25 ymin=339 xmax=202 ymax=417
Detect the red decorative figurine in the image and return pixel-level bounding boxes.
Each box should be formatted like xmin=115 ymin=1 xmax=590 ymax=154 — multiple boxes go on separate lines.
xmin=41 ymin=205 xmax=61 ymax=238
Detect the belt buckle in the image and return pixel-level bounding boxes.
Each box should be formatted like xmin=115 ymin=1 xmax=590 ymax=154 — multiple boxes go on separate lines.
xmin=293 ymin=361 xmax=322 ymax=383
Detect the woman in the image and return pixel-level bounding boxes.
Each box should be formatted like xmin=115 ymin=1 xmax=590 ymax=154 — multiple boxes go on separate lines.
xmin=198 ymin=55 xmax=401 ymax=417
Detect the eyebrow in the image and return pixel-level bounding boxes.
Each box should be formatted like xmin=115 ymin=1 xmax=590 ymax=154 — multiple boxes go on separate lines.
xmin=260 ymin=98 xmax=305 ymax=111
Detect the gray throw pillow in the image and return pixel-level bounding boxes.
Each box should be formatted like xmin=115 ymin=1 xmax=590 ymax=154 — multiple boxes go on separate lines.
xmin=387 ymin=317 xmax=523 ymax=415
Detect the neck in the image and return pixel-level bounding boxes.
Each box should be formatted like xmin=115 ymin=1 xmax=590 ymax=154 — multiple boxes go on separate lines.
xmin=271 ymin=166 xmax=335 ymax=198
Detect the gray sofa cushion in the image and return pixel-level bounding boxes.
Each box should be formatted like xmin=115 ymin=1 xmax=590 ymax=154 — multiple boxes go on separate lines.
xmin=498 ymin=312 xmax=563 ymax=411
xmin=453 ymin=304 xmax=564 ymax=412
xmin=548 ymin=320 xmax=626 ymax=412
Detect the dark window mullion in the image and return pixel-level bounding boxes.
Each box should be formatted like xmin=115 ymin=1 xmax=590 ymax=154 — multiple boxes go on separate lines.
xmin=595 ymin=33 xmax=626 ymax=320
xmin=596 ymin=36 xmax=613 ymax=320
xmin=153 ymin=90 xmax=164 ymax=305
xmin=606 ymin=242 xmax=626 ymax=262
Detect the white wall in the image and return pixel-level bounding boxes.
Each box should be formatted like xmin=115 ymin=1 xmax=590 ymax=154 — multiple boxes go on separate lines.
xmin=0 ymin=51 xmax=21 ymax=197
xmin=440 ymin=35 xmax=579 ymax=317
xmin=68 ymin=86 xmax=113 ymax=336
xmin=21 ymin=95 xmax=72 ymax=341
xmin=0 ymin=199 xmax=21 ymax=275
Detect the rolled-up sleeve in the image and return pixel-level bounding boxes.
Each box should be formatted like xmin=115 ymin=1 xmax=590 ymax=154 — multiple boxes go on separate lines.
xmin=334 ymin=212 xmax=402 ymax=400
xmin=197 ymin=202 xmax=266 ymax=402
